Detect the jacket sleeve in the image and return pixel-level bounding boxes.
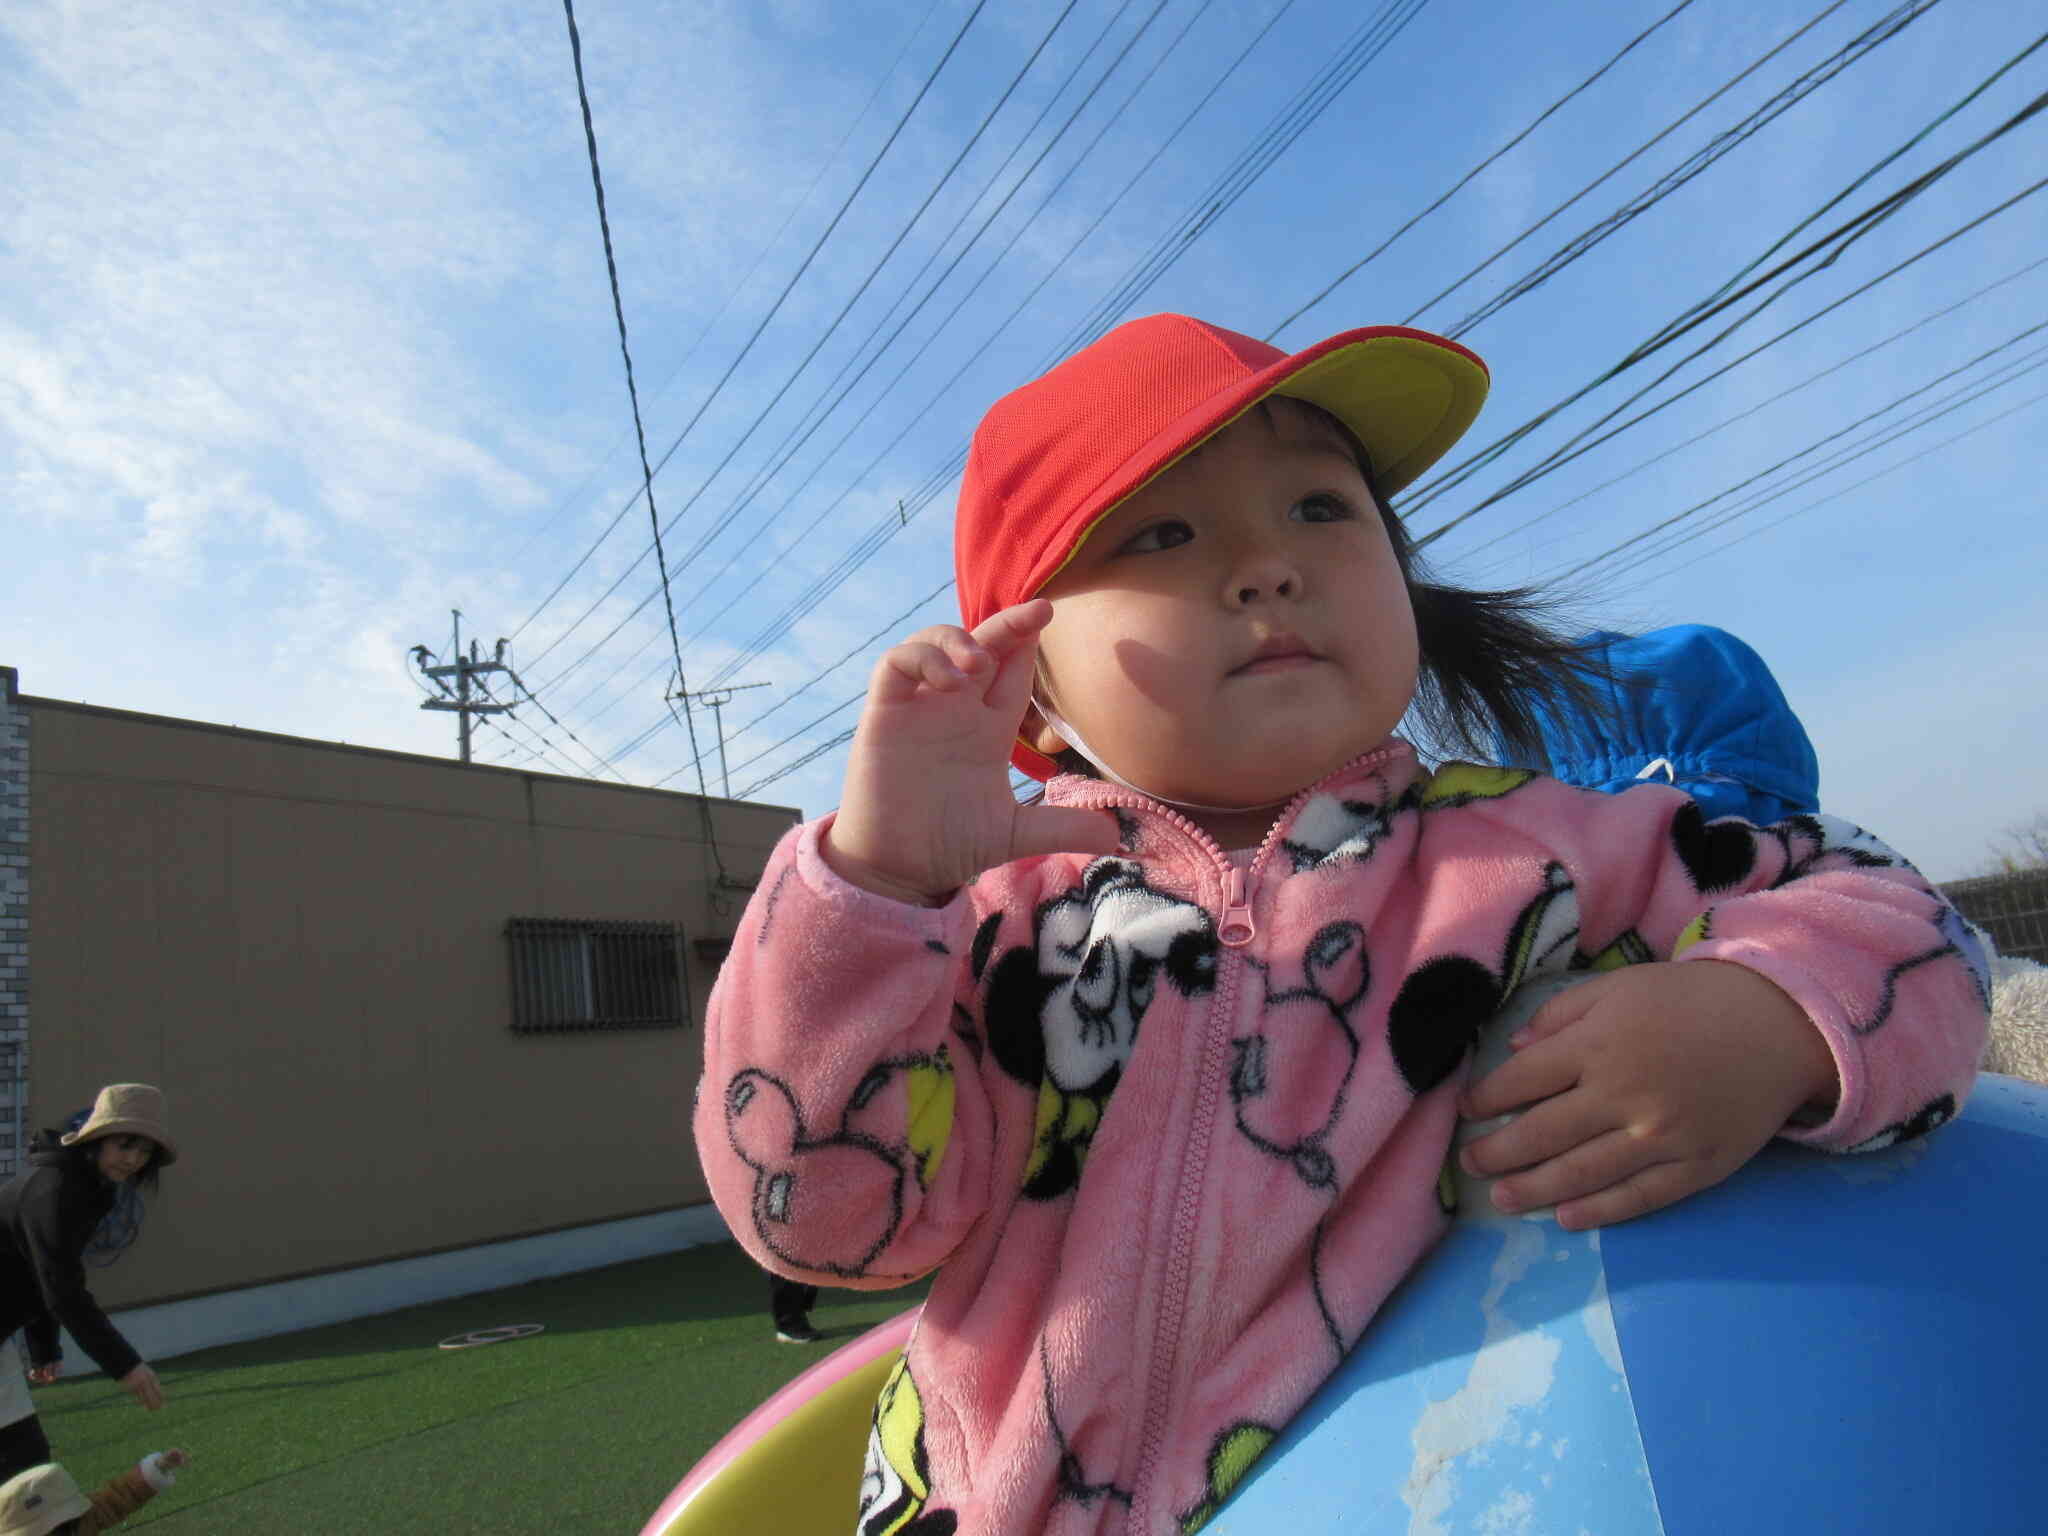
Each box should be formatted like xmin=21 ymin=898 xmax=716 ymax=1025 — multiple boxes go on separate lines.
xmin=80 ymin=1466 xmax=160 ymax=1534
xmin=23 ymin=1304 xmax=60 ymax=1371
xmin=692 ymin=816 xmax=1029 ymax=1289
xmin=1427 ymin=766 xmax=1989 ymax=1152
xmin=17 ymin=1171 xmax=143 ymax=1381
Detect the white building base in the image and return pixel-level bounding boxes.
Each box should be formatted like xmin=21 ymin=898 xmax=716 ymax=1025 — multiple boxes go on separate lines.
xmin=56 ymin=1203 xmax=734 ymax=1370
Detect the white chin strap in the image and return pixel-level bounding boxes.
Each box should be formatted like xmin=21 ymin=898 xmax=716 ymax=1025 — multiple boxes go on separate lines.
xmin=1032 ymin=697 xmax=1288 ymax=816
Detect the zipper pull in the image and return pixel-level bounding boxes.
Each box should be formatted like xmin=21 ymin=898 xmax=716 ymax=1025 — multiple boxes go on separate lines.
xmin=1219 ymin=867 xmax=1256 ymax=948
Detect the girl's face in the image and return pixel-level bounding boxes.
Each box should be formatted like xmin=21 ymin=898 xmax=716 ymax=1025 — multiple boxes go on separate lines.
xmin=1029 ymin=399 xmax=1418 ymax=843
xmin=94 ymin=1133 xmax=156 ymax=1183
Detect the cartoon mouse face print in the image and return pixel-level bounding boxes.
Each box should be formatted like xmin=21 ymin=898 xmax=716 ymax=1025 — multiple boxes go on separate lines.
xmin=1032 ymin=859 xmax=1219 ymax=1093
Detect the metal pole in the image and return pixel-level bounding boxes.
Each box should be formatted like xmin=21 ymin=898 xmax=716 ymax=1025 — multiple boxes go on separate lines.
xmin=711 ymin=696 xmax=729 ymax=798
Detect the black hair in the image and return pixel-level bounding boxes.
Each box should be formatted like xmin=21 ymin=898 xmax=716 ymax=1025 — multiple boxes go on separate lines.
xmin=37 ymin=1114 xmax=163 ymax=1267
xmin=1040 ymin=396 xmax=1613 ymax=776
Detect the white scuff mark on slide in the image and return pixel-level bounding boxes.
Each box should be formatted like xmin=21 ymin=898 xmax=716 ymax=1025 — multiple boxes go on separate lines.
xmin=1581 ymin=1236 xmax=1624 ymax=1378
xmin=1402 ymin=1219 xmax=1560 ymax=1536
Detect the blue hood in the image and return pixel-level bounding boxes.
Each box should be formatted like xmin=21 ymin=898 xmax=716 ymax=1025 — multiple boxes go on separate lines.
xmin=1506 ymin=625 xmax=1820 ymax=825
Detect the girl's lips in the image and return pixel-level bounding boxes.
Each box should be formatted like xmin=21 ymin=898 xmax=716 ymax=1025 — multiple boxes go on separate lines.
xmin=1233 ymin=651 xmax=1319 ymax=674
xmin=1232 ymin=634 xmax=1320 ymax=674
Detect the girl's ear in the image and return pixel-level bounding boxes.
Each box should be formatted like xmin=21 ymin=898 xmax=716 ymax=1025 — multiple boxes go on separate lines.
xmin=1021 ymin=700 xmax=1068 ymax=757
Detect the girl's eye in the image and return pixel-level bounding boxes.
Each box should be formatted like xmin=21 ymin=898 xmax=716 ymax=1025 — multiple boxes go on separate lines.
xmin=1120 ymin=519 xmax=1193 ymax=554
xmin=1293 ymin=493 xmax=1354 ymax=523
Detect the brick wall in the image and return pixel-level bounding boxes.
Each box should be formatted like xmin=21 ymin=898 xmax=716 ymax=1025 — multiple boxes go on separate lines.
xmin=0 ymin=668 xmax=26 ymax=1179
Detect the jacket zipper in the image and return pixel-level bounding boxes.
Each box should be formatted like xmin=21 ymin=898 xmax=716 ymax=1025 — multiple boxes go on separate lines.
xmin=1053 ymin=743 xmax=1402 ymax=1526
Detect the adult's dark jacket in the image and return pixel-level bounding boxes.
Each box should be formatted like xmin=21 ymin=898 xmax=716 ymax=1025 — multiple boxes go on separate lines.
xmin=0 ymin=1133 xmax=142 ymax=1381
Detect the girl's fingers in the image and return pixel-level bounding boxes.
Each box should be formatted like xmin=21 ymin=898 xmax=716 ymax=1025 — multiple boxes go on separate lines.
xmin=1553 ymin=1159 xmax=1699 ymax=1231
xmin=874 ymin=606 xmax=1054 ymax=704
xmin=969 ymin=598 xmax=1053 ymax=655
xmin=1508 ymin=972 xmax=1608 ymax=1049
xmin=873 ymin=638 xmax=974 ymax=702
xmin=1461 ymin=1030 xmax=1584 ymax=1121
xmin=1461 ymin=1087 xmax=1614 ymax=1177
xmin=1488 ymin=1125 xmax=1669 ymax=1218
xmin=1009 ymin=805 xmax=1121 ymax=862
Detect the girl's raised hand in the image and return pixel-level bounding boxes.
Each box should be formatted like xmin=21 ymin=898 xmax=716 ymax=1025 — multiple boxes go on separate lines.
xmin=825 ymin=599 xmax=1118 ymax=903
xmin=1457 ymin=959 xmax=1839 ymax=1230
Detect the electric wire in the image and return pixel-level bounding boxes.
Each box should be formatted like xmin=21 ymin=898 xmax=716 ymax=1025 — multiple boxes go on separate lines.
xmin=1405 ymin=64 xmax=2048 ymax=545
xmin=1424 ymin=0 xmax=1944 ymax=339
xmin=1606 ymin=386 xmax=2048 ymax=589
xmin=1454 ymin=252 xmax=2048 ymax=573
xmin=1550 ymin=335 xmax=2048 ymax=586
xmin=562 ymin=0 xmax=705 ymax=788
xmin=518 ymin=0 xmax=995 ymax=675
xmin=1411 ymin=165 xmax=2048 ymax=555
xmin=1054 ymin=0 xmax=1428 ymax=359
xmin=1263 ymin=0 xmax=1707 ymax=339
xmin=500 ymin=0 xmax=950 ymax=598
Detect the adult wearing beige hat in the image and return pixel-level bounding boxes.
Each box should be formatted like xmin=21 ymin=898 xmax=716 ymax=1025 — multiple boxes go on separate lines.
xmin=0 ymin=1086 xmax=177 ymax=1481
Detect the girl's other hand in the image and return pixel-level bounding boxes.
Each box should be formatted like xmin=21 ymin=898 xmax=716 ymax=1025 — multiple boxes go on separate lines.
xmin=120 ymin=1362 xmax=165 ymax=1411
xmin=1458 ymin=960 xmax=1838 ymax=1229
xmin=26 ymin=1363 xmax=59 ymax=1386
xmin=827 ymin=599 xmax=1118 ymax=903
xmin=158 ymin=1448 xmax=189 ymax=1472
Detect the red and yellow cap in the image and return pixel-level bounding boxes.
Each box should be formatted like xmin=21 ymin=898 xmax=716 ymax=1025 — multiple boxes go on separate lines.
xmin=952 ymin=314 xmax=1490 ymax=778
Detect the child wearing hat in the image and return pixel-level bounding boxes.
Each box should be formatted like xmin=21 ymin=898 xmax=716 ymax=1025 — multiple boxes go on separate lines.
xmin=693 ymin=315 xmax=1988 ymax=1533
xmin=0 ymin=1450 xmax=186 ymax=1536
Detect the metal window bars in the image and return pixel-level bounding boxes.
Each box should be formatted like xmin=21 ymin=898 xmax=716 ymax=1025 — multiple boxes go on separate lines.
xmin=504 ymin=917 xmax=688 ymax=1032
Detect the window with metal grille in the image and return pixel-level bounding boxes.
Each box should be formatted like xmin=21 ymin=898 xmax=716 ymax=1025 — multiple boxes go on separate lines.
xmin=504 ymin=918 xmax=688 ymax=1033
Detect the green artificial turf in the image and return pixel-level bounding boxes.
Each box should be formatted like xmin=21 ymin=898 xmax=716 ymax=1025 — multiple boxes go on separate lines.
xmin=34 ymin=1240 xmax=928 ymax=1533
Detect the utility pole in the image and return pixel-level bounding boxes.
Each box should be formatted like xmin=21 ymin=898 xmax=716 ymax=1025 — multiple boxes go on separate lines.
xmin=412 ymin=610 xmax=514 ymax=763
xmin=674 ymin=681 xmax=770 ymax=797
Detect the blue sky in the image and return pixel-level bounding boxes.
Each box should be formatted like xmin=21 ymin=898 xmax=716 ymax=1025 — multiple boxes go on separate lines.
xmin=5 ymin=0 xmax=2043 ymax=879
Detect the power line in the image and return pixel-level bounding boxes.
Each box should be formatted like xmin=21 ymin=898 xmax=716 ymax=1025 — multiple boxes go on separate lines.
xmin=1264 ymin=0 xmax=1709 ymax=339
xmin=1405 ymin=61 xmax=2048 ymax=544
xmin=1055 ymin=0 xmax=1429 ymax=358
xmin=561 ymin=0 xmax=705 ymax=791
xmin=1605 ymin=386 xmax=2048 ymax=589
xmin=1453 ymin=252 xmax=2048 ymax=572
xmin=516 ymin=0 xmax=992 ymax=673
xmin=1551 ymin=336 xmax=2048 ymax=586
xmin=500 ymin=0 xmax=952 ymax=606
xmin=1425 ymin=0 xmax=1945 ymax=339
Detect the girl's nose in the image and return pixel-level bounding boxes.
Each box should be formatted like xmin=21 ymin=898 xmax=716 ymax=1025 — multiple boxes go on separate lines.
xmin=1226 ymin=549 xmax=1301 ymax=607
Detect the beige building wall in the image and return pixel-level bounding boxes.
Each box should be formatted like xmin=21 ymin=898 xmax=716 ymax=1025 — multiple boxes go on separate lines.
xmin=23 ymin=691 xmax=797 ymax=1310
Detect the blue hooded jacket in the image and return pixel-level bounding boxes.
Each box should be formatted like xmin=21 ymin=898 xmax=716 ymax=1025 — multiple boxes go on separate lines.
xmin=1506 ymin=625 xmax=1820 ymax=825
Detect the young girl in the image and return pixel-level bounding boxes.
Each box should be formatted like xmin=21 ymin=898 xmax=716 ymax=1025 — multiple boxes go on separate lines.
xmin=693 ymin=314 xmax=1987 ymax=1536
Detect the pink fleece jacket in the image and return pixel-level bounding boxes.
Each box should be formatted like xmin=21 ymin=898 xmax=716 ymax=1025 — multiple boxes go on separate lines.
xmin=694 ymin=745 xmax=1988 ymax=1536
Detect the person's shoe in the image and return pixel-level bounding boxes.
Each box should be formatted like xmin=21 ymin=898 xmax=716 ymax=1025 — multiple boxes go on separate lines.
xmin=775 ymin=1318 xmax=822 ymax=1344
